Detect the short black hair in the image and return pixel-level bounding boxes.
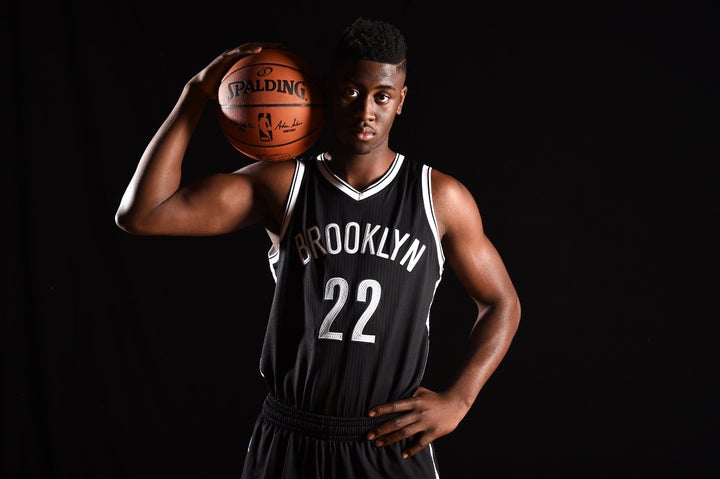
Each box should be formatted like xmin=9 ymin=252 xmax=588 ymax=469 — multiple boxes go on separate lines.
xmin=333 ymin=17 xmax=407 ymax=71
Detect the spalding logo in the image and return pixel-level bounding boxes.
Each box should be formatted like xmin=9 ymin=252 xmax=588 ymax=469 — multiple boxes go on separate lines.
xmin=224 ymin=78 xmax=308 ymax=102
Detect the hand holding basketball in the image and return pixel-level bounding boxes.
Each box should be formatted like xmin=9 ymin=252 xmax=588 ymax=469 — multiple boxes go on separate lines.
xmin=187 ymin=43 xmax=270 ymax=101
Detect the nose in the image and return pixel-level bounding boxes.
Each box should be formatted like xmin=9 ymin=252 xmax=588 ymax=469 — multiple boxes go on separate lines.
xmin=355 ymin=94 xmax=375 ymax=122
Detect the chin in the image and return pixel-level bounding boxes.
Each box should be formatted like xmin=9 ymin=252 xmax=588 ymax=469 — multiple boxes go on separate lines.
xmin=346 ymin=139 xmax=378 ymax=155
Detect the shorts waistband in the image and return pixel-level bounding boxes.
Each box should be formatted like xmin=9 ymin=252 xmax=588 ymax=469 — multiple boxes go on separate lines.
xmin=261 ymin=395 xmax=397 ymax=441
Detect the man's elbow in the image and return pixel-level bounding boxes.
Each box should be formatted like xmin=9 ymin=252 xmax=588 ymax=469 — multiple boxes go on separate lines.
xmin=114 ymin=207 xmax=147 ymax=235
xmin=505 ymin=290 xmax=521 ymax=322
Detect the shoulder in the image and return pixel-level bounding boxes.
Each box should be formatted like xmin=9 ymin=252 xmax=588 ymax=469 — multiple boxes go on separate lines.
xmin=234 ymin=157 xmax=300 ymax=186
xmin=430 ymin=168 xmax=476 ymax=209
xmin=233 ymin=158 xmax=303 ymax=232
xmin=429 ymin=167 xmax=483 ymax=238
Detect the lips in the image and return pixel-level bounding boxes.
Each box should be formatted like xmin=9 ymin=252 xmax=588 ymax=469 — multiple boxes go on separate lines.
xmin=352 ymin=126 xmax=375 ymax=141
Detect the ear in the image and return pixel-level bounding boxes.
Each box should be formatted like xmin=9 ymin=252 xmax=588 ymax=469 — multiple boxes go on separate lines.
xmin=396 ymin=85 xmax=408 ymax=115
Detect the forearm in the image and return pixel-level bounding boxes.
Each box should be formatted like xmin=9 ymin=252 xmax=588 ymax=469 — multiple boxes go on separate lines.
xmin=115 ymin=84 xmax=208 ymax=232
xmin=448 ymin=300 xmax=520 ymax=410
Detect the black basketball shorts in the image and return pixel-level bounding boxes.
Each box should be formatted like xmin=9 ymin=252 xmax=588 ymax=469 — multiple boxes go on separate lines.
xmin=240 ymin=395 xmax=441 ymax=478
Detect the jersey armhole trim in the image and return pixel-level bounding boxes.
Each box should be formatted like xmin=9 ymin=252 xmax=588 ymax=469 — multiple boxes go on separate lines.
xmin=421 ymin=165 xmax=445 ymax=275
xmin=279 ymin=159 xmax=305 ymax=241
xmin=268 ymin=159 xmax=305 ymax=282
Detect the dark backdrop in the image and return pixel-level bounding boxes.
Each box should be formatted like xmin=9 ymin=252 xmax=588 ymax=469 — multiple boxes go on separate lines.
xmin=6 ymin=1 xmax=718 ymax=478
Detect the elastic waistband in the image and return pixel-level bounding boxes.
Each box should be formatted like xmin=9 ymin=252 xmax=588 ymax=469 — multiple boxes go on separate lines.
xmin=261 ymin=395 xmax=397 ymax=441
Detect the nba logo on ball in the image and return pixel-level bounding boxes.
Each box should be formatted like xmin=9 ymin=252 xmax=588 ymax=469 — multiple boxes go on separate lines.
xmin=217 ymin=48 xmax=326 ymax=162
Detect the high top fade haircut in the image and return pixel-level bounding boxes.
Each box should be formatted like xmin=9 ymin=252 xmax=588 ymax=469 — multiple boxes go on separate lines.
xmin=333 ymin=17 xmax=407 ymax=72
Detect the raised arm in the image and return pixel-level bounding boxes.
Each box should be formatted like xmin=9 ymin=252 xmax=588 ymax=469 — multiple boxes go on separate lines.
xmin=115 ymin=43 xmax=289 ymax=237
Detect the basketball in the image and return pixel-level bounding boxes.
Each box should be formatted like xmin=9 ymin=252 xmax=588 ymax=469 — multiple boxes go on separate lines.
xmin=216 ymin=47 xmax=326 ymax=162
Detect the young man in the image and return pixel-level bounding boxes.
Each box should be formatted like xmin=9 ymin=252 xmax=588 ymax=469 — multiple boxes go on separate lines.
xmin=116 ymin=17 xmax=521 ymax=478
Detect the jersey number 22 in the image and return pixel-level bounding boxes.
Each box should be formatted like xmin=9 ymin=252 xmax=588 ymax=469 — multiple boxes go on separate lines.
xmin=318 ymin=277 xmax=379 ymax=344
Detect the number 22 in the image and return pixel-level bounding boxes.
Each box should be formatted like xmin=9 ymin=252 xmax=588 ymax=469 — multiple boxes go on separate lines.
xmin=318 ymin=277 xmax=380 ymax=344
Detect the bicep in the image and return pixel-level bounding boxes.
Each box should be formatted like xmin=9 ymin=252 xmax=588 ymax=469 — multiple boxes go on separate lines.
xmin=435 ymin=175 xmax=516 ymax=307
xmin=117 ymin=160 xmax=289 ymax=237
xmin=170 ymin=171 xmax=264 ymax=235
xmin=166 ymin=160 xmax=294 ymax=236
xmin=118 ymin=172 xmax=256 ymax=236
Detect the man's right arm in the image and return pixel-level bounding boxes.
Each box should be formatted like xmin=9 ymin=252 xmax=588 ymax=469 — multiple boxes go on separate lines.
xmin=115 ymin=43 xmax=282 ymax=237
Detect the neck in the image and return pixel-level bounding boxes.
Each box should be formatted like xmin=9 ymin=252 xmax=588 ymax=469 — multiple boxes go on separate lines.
xmin=324 ymin=148 xmax=397 ymax=191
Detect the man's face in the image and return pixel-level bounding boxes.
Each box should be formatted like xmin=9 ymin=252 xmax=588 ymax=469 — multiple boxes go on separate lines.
xmin=326 ymin=58 xmax=407 ymax=156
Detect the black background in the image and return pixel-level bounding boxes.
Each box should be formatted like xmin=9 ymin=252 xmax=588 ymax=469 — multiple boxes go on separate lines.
xmin=6 ymin=1 xmax=718 ymax=477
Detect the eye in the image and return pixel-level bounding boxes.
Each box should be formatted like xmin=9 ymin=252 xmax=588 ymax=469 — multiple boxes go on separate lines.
xmin=376 ymin=93 xmax=391 ymax=104
xmin=342 ymin=88 xmax=359 ymax=99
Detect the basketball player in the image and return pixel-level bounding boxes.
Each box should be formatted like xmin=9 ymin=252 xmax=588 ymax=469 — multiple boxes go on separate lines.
xmin=116 ymin=17 xmax=521 ymax=478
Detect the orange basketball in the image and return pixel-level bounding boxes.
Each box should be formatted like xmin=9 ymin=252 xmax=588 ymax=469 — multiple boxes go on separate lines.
xmin=216 ymin=47 xmax=326 ymax=162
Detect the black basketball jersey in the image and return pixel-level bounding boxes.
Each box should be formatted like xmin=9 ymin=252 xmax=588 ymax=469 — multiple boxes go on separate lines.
xmin=262 ymin=153 xmax=445 ymax=417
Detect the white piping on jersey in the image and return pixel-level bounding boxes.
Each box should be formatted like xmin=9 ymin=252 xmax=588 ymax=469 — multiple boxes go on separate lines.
xmin=268 ymin=159 xmax=306 ymax=282
xmin=280 ymin=159 xmax=306 ymax=240
xmin=421 ymin=165 xmax=446 ymax=272
xmin=429 ymin=443 xmax=441 ymax=479
xmin=318 ymin=152 xmax=404 ymax=201
xmin=421 ymin=164 xmax=446 ymax=335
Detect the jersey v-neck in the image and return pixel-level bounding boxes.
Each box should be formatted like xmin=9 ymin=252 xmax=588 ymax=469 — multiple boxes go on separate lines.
xmin=317 ymin=152 xmax=405 ymax=201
